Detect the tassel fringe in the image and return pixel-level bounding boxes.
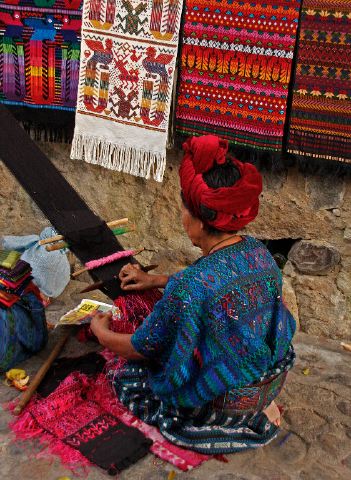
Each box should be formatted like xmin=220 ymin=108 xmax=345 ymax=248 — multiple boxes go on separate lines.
xmin=9 ymin=410 xmax=91 ymax=476
xmin=71 ymin=133 xmax=166 ymax=182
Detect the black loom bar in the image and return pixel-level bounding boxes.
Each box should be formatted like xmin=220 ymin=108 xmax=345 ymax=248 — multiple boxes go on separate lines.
xmin=0 ymin=104 xmax=129 ymax=300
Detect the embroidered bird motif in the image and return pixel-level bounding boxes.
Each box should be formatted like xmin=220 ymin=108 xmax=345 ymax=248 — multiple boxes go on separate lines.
xmin=142 ymin=47 xmax=173 ymax=79
xmin=24 ymin=15 xmax=57 ymax=41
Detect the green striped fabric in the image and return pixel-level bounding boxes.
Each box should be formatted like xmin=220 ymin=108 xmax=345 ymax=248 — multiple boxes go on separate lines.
xmin=0 ymin=250 xmax=21 ymax=270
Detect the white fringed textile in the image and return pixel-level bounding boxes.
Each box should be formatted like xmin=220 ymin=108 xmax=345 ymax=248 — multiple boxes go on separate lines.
xmin=71 ymin=0 xmax=184 ymax=182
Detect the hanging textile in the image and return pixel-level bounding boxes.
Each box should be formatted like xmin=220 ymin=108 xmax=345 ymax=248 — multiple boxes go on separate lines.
xmin=287 ymin=0 xmax=351 ymax=167
xmin=0 ymin=0 xmax=82 ymax=140
xmin=71 ymin=0 xmax=184 ymax=182
xmin=175 ymin=0 xmax=301 ymax=158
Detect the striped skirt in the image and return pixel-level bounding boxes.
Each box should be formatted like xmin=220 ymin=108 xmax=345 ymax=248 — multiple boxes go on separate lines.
xmin=108 ymin=349 xmax=294 ymax=454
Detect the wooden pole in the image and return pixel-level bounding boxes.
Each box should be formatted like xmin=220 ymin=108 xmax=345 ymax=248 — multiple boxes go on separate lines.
xmin=45 ymin=225 xmax=136 ymax=252
xmin=46 ymin=241 xmax=68 ymax=251
xmin=13 ymin=330 xmax=71 ymax=415
xmin=39 ymin=218 xmax=129 ymax=246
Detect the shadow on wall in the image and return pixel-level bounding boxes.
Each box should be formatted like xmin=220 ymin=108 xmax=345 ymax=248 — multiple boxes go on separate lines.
xmin=264 ymin=238 xmax=299 ymax=270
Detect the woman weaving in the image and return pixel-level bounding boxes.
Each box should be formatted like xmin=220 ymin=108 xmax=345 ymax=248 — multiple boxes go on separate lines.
xmin=90 ymin=134 xmax=296 ymax=454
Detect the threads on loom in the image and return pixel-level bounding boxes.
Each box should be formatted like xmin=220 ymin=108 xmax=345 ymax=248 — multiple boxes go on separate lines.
xmin=71 ymin=248 xmax=144 ymax=278
xmin=86 ymin=250 xmax=142 ymax=269
xmin=79 ymin=264 xmax=159 ymax=294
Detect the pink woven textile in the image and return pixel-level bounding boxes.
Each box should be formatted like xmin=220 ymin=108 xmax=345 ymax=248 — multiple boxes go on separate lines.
xmin=10 ymin=371 xmax=208 ymax=473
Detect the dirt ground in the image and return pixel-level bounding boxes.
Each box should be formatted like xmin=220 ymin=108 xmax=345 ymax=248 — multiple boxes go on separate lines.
xmin=0 ymin=281 xmax=350 ymax=480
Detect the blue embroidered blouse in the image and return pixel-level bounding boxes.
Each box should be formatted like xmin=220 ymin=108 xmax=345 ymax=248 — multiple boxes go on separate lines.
xmin=131 ymin=236 xmax=296 ymax=408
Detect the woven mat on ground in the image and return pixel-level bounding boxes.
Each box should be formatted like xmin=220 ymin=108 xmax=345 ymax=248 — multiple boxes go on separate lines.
xmin=176 ymin=0 xmax=301 ymax=156
xmin=0 ymin=0 xmax=82 ymax=140
xmin=287 ymin=0 xmax=351 ymax=167
xmin=71 ymin=0 xmax=184 ymax=181
xmin=10 ymin=358 xmax=209 ymax=473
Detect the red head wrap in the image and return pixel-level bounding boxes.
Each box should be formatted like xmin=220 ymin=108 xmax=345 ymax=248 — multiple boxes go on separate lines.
xmin=179 ymin=135 xmax=262 ymax=231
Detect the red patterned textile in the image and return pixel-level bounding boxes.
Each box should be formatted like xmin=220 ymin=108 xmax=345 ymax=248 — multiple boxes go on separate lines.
xmin=287 ymin=0 xmax=351 ymax=165
xmin=176 ymin=0 xmax=301 ymax=154
xmin=11 ymin=372 xmax=208 ymax=473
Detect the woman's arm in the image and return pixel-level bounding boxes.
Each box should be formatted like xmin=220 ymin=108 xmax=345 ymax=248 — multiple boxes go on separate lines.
xmin=90 ymin=312 xmax=145 ymax=360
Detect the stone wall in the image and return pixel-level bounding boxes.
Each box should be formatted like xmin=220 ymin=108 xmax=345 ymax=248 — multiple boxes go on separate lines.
xmin=0 ymin=142 xmax=350 ymax=340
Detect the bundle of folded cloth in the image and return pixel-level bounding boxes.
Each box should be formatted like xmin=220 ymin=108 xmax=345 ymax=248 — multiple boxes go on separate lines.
xmin=0 ymin=251 xmax=33 ymax=308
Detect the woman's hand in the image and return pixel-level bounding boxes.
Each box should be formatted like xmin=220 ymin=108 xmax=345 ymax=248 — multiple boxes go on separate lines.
xmin=119 ymin=263 xmax=168 ymax=290
xmin=90 ymin=311 xmax=112 ymax=339
xmin=89 ymin=310 xmax=144 ymax=360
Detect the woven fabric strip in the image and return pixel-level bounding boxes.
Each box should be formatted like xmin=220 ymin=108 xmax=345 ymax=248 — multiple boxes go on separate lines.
xmin=176 ymin=0 xmax=301 ymax=153
xmin=0 ymin=250 xmax=21 ymax=269
xmin=0 ymin=105 xmax=131 ymax=300
xmin=71 ymin=0 xmax=184 ymax=181
xmin=287 ymin=0 xmax=351 ymax=165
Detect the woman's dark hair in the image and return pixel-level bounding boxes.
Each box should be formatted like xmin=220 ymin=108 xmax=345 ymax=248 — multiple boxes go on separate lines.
xmin=202 ymin=158 xmax=241 ymax=188
xmin=182 ymin=158 xmax=242 ymax=236
xmin=200 ymin=158 xmax=241 ymax=235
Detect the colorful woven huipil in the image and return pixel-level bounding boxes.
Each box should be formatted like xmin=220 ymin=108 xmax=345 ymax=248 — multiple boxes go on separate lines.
xmin=287 ymin=0 xmax=351 ymax=167
xmin=109 ymin=237 xmax=296 ymax=454
xmin=0 ymin=0 xmax=82 ymax=138
xmin=176 ymin=0 xmax=301 ymax=156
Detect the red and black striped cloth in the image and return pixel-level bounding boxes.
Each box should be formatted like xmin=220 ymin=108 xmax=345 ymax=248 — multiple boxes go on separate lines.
xmin=287 ymin=0 xmax=351 ymax=167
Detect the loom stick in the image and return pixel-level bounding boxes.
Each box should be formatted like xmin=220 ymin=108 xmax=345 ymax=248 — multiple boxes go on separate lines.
xmin=341 ymin=342 xmax=351 ymax=353
xmin=45 ymin=226 xmax=136 ymax=252
xmin=13 ymin=330 xmax=71 ymax=416
xmin=38 ymin=218 xmax=130 ymax=246
xmin=79 ymin=264 xmax=159 ymax=293
xmin=46 ymin=241 xmax=68 ymax=251
xmin=39 ymin=234 xmax=65 ymax=246
xmin=107 ymin=218 xmax=129 ymax=229
xmin=72 ymin=248 xmax=145 ymax=278
xmin=112 ymin=225 xmax=136 ymax=236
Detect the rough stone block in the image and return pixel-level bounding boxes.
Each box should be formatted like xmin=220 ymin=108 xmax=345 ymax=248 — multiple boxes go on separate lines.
xmin=282 ymin=277 xmax=300 ymax=332
xmin=293 ymin=275 xmax=348 ymax=339
xmin=288 ymin=240 xmax=341 ymax=275
xmin=344 ymin=228 xmax=351 ymax=241
xmin=306 ymin=175 xmax=345 ymax=210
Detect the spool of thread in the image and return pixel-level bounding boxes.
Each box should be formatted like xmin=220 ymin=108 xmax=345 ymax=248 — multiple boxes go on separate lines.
xmin=72 ymin=248 xmax=144 ymax=278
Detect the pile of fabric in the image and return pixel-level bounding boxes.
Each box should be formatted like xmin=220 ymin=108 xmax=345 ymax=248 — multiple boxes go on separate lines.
xmin=2 ymin=227 xmax=71 ymax=300
xmin=0 ymin=251 xmax=32 ymax=307
xmin=0 ymin=249 xmax=47 ymax=372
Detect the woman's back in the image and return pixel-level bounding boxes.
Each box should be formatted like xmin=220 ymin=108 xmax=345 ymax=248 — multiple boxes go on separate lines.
xmin=131 ymin=236 xmax=296 ymax=408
